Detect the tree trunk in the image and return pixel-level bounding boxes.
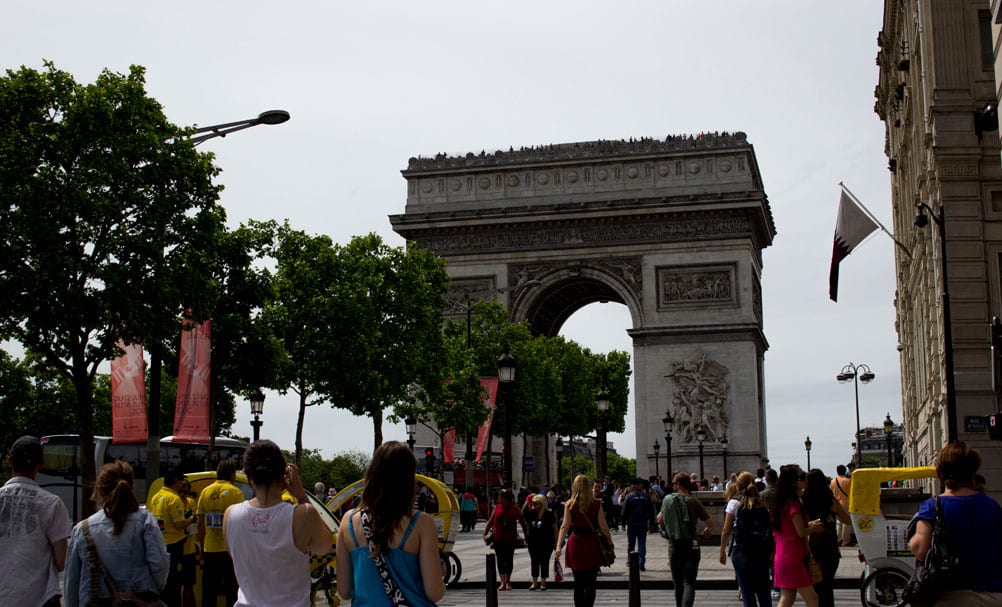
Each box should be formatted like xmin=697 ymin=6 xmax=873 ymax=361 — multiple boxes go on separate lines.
xmin=295 ymin=384 xmax=307 ymax=468
xmin=72 ymin=351 xmax=97 ymax=517
xmin=371 ymin=408 xmax=383 ymax=453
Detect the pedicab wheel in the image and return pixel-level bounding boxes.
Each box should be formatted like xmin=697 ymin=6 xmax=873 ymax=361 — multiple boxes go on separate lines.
xmin=310 ymin=564 xmax=337 ymax=607
xmin=445 ymin=551 xmax=462 ymax=586
xmin=860 ymin=567 xmax=909 ymax=607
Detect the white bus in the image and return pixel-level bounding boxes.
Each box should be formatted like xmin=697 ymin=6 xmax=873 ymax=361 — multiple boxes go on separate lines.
xmin=39 ymin=434 xmax=249 ymax=521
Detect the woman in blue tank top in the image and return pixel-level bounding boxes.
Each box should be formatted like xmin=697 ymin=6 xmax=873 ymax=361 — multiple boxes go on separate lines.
xmin=336 ymin=441 xmax=446 ymax=606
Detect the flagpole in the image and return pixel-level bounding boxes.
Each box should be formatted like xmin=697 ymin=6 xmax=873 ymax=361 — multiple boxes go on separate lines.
xmin=838 ymin=181 xmax=913 ymax=259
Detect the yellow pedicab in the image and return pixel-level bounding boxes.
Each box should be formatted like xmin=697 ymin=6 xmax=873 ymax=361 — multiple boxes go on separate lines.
xmin=328 ymin=473 xmax=463 ymax=586
xmin=849 ymin=466 xmax=936 ymax=607
xmin=147 ymin=471 xmax=340 ymax=607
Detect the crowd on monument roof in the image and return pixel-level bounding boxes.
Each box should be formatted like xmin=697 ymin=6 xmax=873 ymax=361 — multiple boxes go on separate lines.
xmin=406 ymin=130 xmax=749 ymax=171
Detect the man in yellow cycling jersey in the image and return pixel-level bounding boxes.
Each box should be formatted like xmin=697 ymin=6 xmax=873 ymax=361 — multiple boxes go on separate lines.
xmin=149 ymin=469 xmax=195 ymax=607
xmin=196 ymin=459 xmax=244 ymax=607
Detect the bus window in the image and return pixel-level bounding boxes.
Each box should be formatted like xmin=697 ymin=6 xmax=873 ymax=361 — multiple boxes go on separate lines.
xmin=105 ymin=443 xmax=146 ymax=479
xmin=39 ymin=438 xmax=79 ymax=478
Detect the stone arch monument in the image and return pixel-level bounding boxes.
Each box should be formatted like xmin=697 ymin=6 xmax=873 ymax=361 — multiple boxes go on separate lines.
xmin=390 ymin=133 xmax=775 ymax=485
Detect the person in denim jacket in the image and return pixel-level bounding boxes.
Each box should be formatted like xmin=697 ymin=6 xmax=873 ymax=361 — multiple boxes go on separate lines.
xmin=64 ymin=461 xmax=169 ymax=606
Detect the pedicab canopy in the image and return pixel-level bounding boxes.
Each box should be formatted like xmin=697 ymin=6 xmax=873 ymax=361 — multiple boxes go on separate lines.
xmin=847 ymin=466 xmax=936 ymax=516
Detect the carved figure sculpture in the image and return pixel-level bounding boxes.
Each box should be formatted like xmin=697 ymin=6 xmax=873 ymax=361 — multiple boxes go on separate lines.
xmin=664 ymin=353 xmax=730 ymax=444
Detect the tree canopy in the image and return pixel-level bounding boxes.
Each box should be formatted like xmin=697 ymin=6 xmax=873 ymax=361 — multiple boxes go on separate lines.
xmin=0 ymin=62 xmax=223 ymax=509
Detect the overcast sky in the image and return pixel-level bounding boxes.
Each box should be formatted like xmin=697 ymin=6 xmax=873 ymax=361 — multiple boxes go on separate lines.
xmin=5 ymin=1 xmax=901 ymax=477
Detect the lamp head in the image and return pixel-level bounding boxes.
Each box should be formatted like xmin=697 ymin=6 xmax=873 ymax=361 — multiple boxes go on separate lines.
xmin=653 ymin=439 xmax=661 ymax=454
xmin=405 ymin=415 xmax=417 ymax=437
xmin=696 ymin=426 xmax=707 ymax=442
xmin=496 ymin=351 xmax=516 ymax=383
xmin=805 ymin=436 xmax=812 ymax=451
xmin=836 ymin=372 xmax=854 ymax=383
xmin=662 ymin=413 xmax=674 ymax=433
xmin=859 ymin=371 xmax=875 ymax=383
xmin=596 ymin=389 xmax=611 ymax=412
xmin=257 ymin=109 xmax=291 ymax=125
xmin=883 ymin=413 xmax=894 ymax=434
xmin=914 ymin=205 xmax=929 ymax=228
xmin=249 ymin=389 xmax=265 ymax=416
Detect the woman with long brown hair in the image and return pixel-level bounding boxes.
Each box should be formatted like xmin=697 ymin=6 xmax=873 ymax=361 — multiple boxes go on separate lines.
xmin=554 ymin=474 xmax=613 ymax=607
xmin=336 ymin=441 xmax=445 ymax=606
xmin=64 ymin=460 xmax=169 ymax=607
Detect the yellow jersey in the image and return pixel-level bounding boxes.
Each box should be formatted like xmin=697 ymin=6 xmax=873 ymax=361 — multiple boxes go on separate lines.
xmin=196 ymin=480 xmax=245 ymax=553
xmin=183 ymin=495 xmax=197 ymax=555
xmin=149 ymin=486 xmax=187 ymax=545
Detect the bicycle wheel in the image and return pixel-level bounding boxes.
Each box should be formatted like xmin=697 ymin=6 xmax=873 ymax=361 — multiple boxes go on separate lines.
xmin=446 ymin=551 xmax=462 ymax=586
xmin=860 ymin=567 xmax=909 ymax=607
xmin=439 ymin=552 xmax=453 ymax=586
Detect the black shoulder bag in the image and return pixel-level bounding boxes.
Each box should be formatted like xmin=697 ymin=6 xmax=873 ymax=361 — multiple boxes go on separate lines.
xmin=902 ymin=496 xmax=958 ymax=607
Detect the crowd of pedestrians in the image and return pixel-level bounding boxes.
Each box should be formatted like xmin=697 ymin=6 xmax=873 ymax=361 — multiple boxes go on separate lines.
xmin=3 ymin=434 xmax=1002 ymax=606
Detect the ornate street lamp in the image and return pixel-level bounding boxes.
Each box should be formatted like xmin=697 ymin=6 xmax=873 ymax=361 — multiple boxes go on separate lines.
xmin=805 ymin=435 xmax=813 ymax=471
xmin=915 ymin=203 xmax=958 ymax=442
xmin=652 ymin=439 xmax=661 ymax=483
xmin=249 ymin=389 xmax=265 ymax=442
xmin=595 ymin=389 xmax=610 ymax=479
xmin=497 ymin=352 xmax=516 ymax=489
xmin=883 ymin=413 xmax=895 ymax=467
xmin=837 ymin=362 xmax=875 ymax=468
xmin=555 ymin=436 xmax=564 ymax=486
xmin=405 ymin=415 xmax=417 ymax=452
xmin=696 ymin=425 xmax=707 ymax=484
xmin=720 ymin=435 xmax=729 ymax=479
xmin=662 ymin=412 xmax=674 ymax=479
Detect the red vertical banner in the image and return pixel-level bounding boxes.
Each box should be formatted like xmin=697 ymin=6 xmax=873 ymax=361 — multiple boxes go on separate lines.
xmin=442 ymin=428 xmax=456 ymax=463
xmin=173 ymin=320 xmax=211 ymax=443
xmin=110 ymin=342 xmax=148 ymax=443
xmin=474 ymin=377 xmax=498 ymax=462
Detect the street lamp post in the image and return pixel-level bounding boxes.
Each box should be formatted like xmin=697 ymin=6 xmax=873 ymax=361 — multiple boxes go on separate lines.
xmin=837 ymin=362 xmax=875 ymax=468
xmin=915 ymin=203 xmax=958 ymax=443
xmin=662 ymin=413 xmax=674 ymax=479
xmin=696 ymin=425 xmax=706 ymax=484
xmin=883 ymin=413 xmax=895 ymax=467
xmin=555 ymin=436 xmax=564 ymax=486
xmin=720 ymin=435 xmax=729 ymax=479
xmin=805 ymin=435 xmax=813 ymax=471
xmin=595 ymin=389 xmax=610 ymax=479
xmin=653 ymin=440 xmax=661 ymax=482
xmin=497 ymin=352 xmax=516 ymax=489
xmin=249 ymin=389 xmax=265 ymax=442
xmin=145 ymin=109 xmax=290 ymax=487
xmin=405 ymin=415 xmax=417 ymax=452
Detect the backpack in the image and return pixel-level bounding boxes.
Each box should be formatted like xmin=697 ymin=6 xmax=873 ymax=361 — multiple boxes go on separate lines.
xmin=733 ymin=506 xmax=774 ymax=554
xmin=660 ymin=493 xmax=691 ymax=542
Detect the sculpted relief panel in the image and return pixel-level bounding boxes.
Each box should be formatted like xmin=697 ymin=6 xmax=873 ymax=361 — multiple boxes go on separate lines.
xmin=665 ymin=352 xmax=730 ymax=445
xmin=657 ymin=265 xmax=736 ymax=309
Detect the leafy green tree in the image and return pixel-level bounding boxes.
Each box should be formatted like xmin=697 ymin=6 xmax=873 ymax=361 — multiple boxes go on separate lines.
xmin=287 ymin=449 xmax=370 ymax=496
xmin=0 ymin=62 xmax=223 ymax=510
xmin=266 ymin=225 xmax=342 ymax=467
xmin=325 ymin=234 xmax=449 ymax=451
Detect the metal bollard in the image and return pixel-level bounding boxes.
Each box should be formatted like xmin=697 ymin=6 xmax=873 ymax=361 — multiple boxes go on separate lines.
xmin=486 ymin=552 xmax=498 ymax=607
xmin=628 ymin=550 xmax=641 ymax=607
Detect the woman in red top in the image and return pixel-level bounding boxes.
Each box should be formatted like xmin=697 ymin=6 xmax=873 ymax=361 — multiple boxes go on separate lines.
xmin=483 ymin=490 xmax=527 ymax=591
xmin=554 ymin=475 xmax=613 ymax=607
xmin=771 ymin=465 xmax=823 ymax=607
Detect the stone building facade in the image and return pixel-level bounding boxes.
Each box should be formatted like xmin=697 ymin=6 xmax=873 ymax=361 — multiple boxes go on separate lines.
xmin=876 ymin=1 xmax=1001 ymax=490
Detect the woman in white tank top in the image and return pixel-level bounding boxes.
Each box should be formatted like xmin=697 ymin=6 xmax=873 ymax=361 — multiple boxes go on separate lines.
xmin=224 ymin=440 xmax=332 ymax=607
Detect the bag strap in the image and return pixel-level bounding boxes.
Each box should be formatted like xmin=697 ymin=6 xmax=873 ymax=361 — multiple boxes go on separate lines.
xmin=82 ymin=519 xmax=119 ymax=606
xmin=359 ymin=509 xmax=411 ymax=607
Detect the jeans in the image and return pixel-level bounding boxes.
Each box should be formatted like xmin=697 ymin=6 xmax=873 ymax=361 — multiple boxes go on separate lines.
xmin=668 ymin=540 xmax=700 ymax=607
xmin=731 ymin=546 xmax=772 ymax=607
xmin=626 ymin=524 xmax=648 ymax=568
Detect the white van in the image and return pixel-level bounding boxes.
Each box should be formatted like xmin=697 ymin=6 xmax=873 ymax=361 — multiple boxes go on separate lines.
xmin=38 ymin=434 xmax=249 ymax=521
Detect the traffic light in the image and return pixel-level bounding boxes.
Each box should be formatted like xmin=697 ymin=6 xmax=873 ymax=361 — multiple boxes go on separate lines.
xmin=424 ymin=448 xmax=436 ymax=473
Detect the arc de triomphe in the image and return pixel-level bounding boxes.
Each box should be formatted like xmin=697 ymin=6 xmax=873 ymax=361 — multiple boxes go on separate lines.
xmin=390 ymin=133 xmax=775 ymax=484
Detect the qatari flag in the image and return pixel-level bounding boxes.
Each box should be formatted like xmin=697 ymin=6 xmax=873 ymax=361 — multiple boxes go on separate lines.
xmin=829 ymin=191 xmax=879 ymax=301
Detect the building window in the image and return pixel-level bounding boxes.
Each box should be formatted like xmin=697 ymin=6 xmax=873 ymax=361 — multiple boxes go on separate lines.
xmin=979 ymin=10 xmax=994 ymax=71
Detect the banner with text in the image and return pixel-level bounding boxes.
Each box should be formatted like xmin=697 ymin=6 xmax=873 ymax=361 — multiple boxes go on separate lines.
xmin=474 ymin=377 xmax=498 ymax=463
xmin=111 ymin=342 xmax=148 ymax=443
xmin=173 ymin=320 xmax=211 ymax=443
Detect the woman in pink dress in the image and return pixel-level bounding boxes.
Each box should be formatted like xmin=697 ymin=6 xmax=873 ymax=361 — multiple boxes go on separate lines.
xmin=770 ymin=466 xmax=823 ymax=607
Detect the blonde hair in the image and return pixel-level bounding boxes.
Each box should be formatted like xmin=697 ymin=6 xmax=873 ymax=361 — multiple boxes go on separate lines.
xmin=568 ymin=474 xmax=595 ymax=515
xmin=723 ymin=471 xmax=755 ymax=501
xmin=532 ymin=493 xmax=548 ymax=511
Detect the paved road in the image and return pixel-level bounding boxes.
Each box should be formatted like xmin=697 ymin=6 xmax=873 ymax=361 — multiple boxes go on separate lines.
xmin=437 ymin=588 xmax=865 ymax=606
